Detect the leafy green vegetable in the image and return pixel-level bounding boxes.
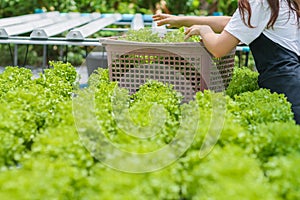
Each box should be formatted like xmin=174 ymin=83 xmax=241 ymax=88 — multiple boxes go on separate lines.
xmin=0 ymin=61 xmax=79 ymax=168
xmin=120 ymin=27 xmax=200 ymax=43
xmin=0 ymin=61 xmax=298 ymax=200
xmin=0 ymin=66 xmax=33 ymax=98
xmin=232 ymin=88 xmax=294 ymax=127
xmin=120 ymin=28 xmax=161 ymax=42
xmin=264 ymin=153 xmax=300 ymax=200
xmin=226 ymin=66 xmax=259 ymax=98
xmin=241 ymin=122 xmax=300 ymax=163
xmin=181 ymin=145 xmax=279 ymax=199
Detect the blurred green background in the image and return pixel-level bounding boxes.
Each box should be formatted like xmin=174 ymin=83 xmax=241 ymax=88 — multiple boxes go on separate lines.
xmin=0 ymin=0 xmax=238 ymax=17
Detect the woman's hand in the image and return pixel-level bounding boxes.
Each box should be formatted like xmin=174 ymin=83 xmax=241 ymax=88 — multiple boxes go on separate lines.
xmin=184 ymin=25 xmax=240 ymax=58
xmin=184 ymin=25 xmax=212 ymax=40
xmin=152 ymin=13 xmax=182 ymax=28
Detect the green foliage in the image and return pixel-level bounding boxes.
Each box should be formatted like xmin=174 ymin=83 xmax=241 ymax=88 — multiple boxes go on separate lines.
xmin=0 ymin=0 xmax=39 ymax=17
xmin=0 ymin=158 xmax=92 ymax=200
xmin=0 ymin=0 xmax=237 ymax=18
xmin=30 ymin=125 xmax=95 ymax=170
xmin=0 ymin=62 xmax=78 ymax=168
xmin=264 ymin=153 xmax=300 ymax=200
xmin=241 ymin=122 xmax=300 ymax=163
xmin=191 ymin=90 xmax=244 ymax=149
xmin=90 ymin=78 xmax=183 ymax=152
xmin=232 ymin=89 xmax=294 ymax=127
xmin=0 ymin=130 xmax=25 ymax=168
xmin=217 ymin=0 xmax=238 ymax=15
xmin=182 ymin=145 xmax=279 ymax=199
xmin=0 ymin=66 xmax=33 ymax=97
xmin=226 ymin=66 xmax=259 ymax=98
xmin=88 ymin=164 xmax=166 ymax=200
xmin=130 ymin=80 xmax=182 ymax=144
xmin=35 ymin=61 xmax=78 ymax=97
xmin=131 ymin=80 xmax=182 ymax=118
xmin=120 ymin=27 xmax=199 ymax=43
xmin=120 ymin=28 xmax=161 ymax=42
xmin=0 ymin=61 xmax=299 ymax=199
xmin=87 ymin=67 xmax=110 ymax=88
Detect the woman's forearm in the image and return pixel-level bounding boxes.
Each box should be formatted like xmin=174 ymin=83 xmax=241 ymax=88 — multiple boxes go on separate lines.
xmin=176 ymin=16 xmax=232 ymax=33
xmin=185 ymin=25 xmax=240 ymax=58
xmin=153 ymin=14 xmax=232 ymax=33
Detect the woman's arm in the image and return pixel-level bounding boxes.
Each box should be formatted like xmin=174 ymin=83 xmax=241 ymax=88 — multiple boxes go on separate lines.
xmin=152 ymin=14 xmax=231 ymax=33
xmin=184 ymin=25 xmax=240 ymax=58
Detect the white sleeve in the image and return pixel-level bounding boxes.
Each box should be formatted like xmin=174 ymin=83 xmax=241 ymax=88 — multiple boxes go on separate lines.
xmin=224 ymin=0 xmax=271 ymax=45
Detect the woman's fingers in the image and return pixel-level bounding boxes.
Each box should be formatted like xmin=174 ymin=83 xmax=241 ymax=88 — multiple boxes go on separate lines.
xmin=156 ymin=19 xmax=168 ymax=26
xmin=152 ymin=14 xmax=168 ymax=23
xmin=184 ymin=26 xmax=200 ymax=40
xmin=153 ymin=14 xmax=186 ymax=28
xmin=184 ymin=31 xmax=192 ymax=40
xmin=152 ymin=14 xmax=176 ymax=27
xmin=152 ymin=13 xmax=171 ymax=21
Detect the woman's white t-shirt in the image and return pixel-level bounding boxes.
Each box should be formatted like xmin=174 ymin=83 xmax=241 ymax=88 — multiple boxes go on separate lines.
xmin=224 ymin=0 xmax=300 ymax=56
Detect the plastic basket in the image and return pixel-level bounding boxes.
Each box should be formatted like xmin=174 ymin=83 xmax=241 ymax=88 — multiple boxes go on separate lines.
xmin=100 ymin=37 xmax=235 ymax=102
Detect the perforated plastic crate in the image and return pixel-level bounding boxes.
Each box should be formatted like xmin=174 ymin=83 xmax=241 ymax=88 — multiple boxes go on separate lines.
xmin=100 ymin=37 xmax=235 ymax=102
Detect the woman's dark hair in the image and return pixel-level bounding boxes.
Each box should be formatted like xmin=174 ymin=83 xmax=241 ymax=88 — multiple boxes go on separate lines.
xmin=238 ymin=0 xmax=300 ymax=28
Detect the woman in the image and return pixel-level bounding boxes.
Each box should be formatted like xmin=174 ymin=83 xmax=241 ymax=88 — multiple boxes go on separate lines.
xmin=153 ymin=0 xmax=300 ymax=124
